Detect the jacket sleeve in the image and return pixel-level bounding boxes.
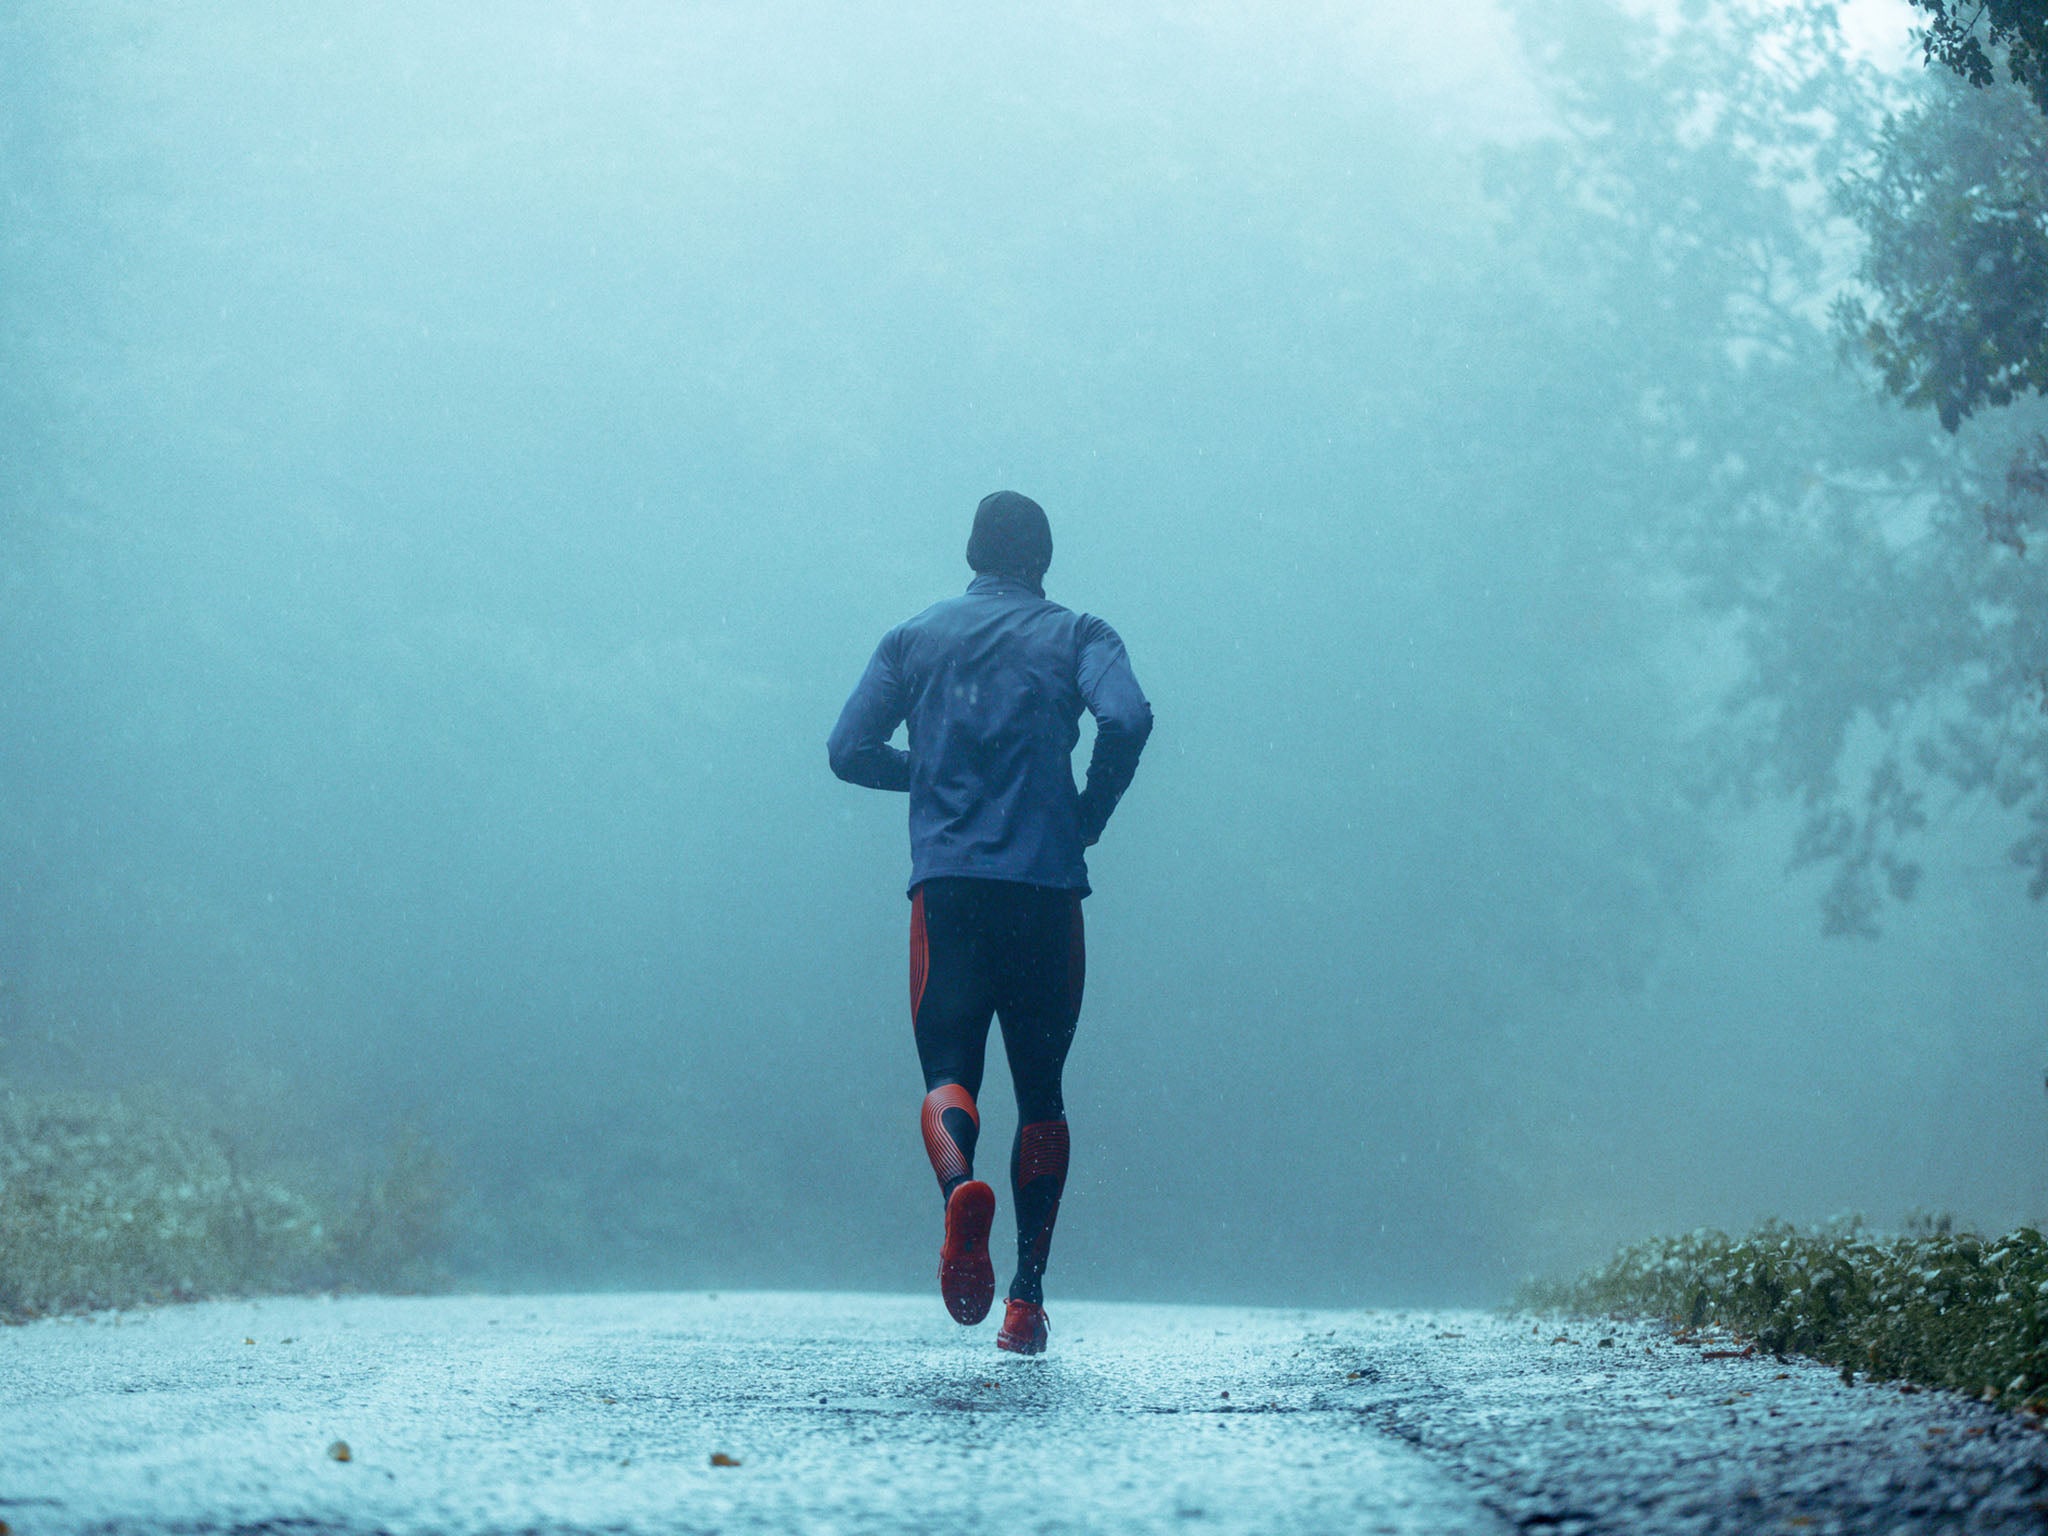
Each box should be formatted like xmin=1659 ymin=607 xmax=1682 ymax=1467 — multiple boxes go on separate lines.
xmin=1074 ymin=616 xmax=1153 ymax=845
xmin=827 ymin=629 xmax=913 ymax=792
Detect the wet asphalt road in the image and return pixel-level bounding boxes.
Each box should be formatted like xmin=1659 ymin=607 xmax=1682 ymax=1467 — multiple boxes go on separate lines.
xmin=2 ymin=1292 xmax=2044 ymax=1534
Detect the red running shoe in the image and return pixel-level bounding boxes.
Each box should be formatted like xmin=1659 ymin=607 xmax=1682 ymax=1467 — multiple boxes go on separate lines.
xmin=996 ymin=1298 xmax=1049 ymax=1355
xmin=938 ymin=1180 xmax=996 ymax=1325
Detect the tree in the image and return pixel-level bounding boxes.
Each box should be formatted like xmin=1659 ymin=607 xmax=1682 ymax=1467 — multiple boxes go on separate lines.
xmin=1909 ymin=0 xmax=2048 ymax=116
xmin=1835 ymin=75 xmax=2048 ymax=431
xmin=1791 ymin=10 xmax=2048 ymax=926
xmin=1495 ymin=0 xmax=2048 ymax=934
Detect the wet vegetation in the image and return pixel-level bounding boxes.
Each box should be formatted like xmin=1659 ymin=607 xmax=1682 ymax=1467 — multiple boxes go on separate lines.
xmin=0 ymin=1081 xmax=452 ymax=1321
xmin=1524 ymin=1219 xmax=2048 ymax=1413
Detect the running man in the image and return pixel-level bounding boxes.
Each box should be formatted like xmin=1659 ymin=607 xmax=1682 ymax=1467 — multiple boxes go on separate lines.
xmin=828 ymin=491 xmax=1153 ymax=1354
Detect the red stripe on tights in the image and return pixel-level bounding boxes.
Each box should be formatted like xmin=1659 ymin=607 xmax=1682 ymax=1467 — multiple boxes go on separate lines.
xmin=921 ymin=1084 xmax=977 ymax=1187
xmin=1017 ymin=1119 xmax=1070 ymax=1186
xmin=909 ymin=886 xmax=929 ymax=1021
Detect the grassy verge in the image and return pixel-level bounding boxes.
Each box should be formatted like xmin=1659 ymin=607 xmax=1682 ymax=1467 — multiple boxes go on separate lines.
xmin=1520 ymin=1219 xmax=2048 ymax=1412
xmin=0 ymin=1082 xmax=452 ymax=1321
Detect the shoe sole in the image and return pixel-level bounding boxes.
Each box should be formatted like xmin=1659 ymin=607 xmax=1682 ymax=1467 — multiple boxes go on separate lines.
xmin=939 ymin=1181 xmax=996 ymax=1325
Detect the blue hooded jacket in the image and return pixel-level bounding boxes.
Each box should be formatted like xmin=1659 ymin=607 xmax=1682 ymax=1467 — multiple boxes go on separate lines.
xmin=828 ymin=574 xmax=1153 ymax=895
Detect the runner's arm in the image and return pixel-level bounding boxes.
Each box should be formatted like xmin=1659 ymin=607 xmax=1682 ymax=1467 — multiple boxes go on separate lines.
xmin=827 ymin=631 xmax=912 ymax=791
xmin=1075 ymin=617 xmax=1153 ymax=845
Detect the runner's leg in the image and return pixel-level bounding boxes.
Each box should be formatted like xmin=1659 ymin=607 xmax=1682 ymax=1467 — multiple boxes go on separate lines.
xmin=913 ymin=878 xmax=1004 ymax=1324
xmin=995 ymin=887 xmax=1083 ymax=1307
xmin=911 ymin=878 xmax=997 ymax=1197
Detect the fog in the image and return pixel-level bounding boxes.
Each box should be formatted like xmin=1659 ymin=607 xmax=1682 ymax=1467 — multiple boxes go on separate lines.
xmin=4 ymin=0 xmax=2043 ymax=1307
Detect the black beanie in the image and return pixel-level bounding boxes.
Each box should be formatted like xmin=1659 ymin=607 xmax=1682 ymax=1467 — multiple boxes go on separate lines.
xmin=966 ymin=491 xmax=1052 ymax=580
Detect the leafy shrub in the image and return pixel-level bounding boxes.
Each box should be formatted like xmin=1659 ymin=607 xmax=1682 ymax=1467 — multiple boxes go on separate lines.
xmin=325 ymin=1123 xmax=454 ymax=1294
xmin=0 ymin=1083 xmax=452 ymax=1320
xmin=1521 ymin=1218 xmax=2048 ymax=1410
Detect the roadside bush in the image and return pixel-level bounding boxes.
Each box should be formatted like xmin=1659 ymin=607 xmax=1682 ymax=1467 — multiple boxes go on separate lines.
xmin=326 ymin=1123 xmax=454 ymax=1294
xmin=1520 ymin=1218 xmax=2048 ymax=1411
xmin=0 ymin=1082 xmax=452 ymax=1320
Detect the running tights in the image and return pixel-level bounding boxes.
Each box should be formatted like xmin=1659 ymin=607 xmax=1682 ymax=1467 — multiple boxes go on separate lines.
xmin=910 ymin=876 xmax=1083 ymax=1307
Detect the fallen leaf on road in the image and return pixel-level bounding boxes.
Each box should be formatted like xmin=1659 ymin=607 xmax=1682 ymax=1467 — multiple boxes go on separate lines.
xmin=710 ymin=1452 xmax=740 ymax=1467
xmin=327 ymin=1441 xmax=352 ymax=1463
xmin=1345 ymin=1371 xmax=1365 ymax=1380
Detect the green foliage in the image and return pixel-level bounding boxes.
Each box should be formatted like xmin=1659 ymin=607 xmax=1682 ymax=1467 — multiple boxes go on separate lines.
xmin=1501 ymin=0 xmax=2048 ymax=932
xmin=0 ymin=1086 xmax=326 ymax=1318
xmin=1522 ymin=1219 xmax=2048 ymax=1410
xmin=1806 ymin=65 xmax=2048 ymax=925
xmin=1836 ymin=79 xmax=2048 ymax=431
xmin=1496 ymin=0 xmax=2001 ymax=933
xmin=1910 ymin=0 xmax=2048 ymax=118
xmin=324 ymin=1124 xmax=455 ymax=1294
xmin=0 ymin=1083 xmax=453 ymax=1320
xmin=1808 ymin=11 xmax=2048 ymax=926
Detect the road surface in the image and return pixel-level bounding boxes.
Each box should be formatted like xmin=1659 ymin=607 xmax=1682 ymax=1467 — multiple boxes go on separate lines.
xmin=3 ymin=1292 xmax=2044 ymax=1533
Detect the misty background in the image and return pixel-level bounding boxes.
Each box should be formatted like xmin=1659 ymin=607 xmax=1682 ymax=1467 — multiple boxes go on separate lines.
xmin=4 ymin=0 xmax=2043 ymax=1306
